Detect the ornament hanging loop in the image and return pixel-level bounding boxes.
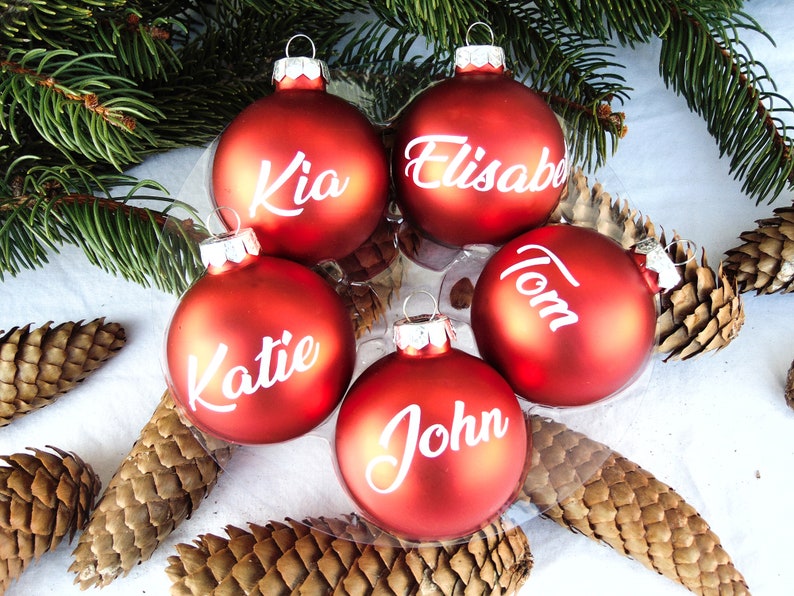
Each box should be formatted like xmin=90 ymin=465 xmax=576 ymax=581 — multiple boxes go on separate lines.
xmin=665 ymin=238 xmax=698 ymax=266
xmin=204 ymin=206 xmax=241 ymax=238
xmin=402 ymin=290 xmax=440 ymax=322
xmin=285 ymin=33 xmax=316 ymax=58
xmin=395 ymin=291 xmax=457 ymax=352
xmin=465 ymin=21 xmax=495 ymax=45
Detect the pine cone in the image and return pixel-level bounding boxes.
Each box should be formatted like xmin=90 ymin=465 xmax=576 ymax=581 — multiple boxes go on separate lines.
xmin=523 ymin=415 xmax=749 ymax=595
xmin=0 ymin=318 xmax=126 ymax=426
xmin=656 ymin=234 xmax=745 ymax=360
xmin=550 ymin=167 xmax=658 ymax=245
xmin=1 ymin=446 xmax=101 ymax=592
xmin=552 ymin=169 xmax=744 ymax=360
xmin=166 ymin=514 xmax=532 ymax=595
xmin=785 ymin=359 xmax=794 ymax=410
xmin=723 ymin=205 xmax=794 ymax=294
xmin=334 ymin=215 xmax=401 ymax=283
xmin=321 ymin=252 xmax=405 ymax=339
xmin=69 ymin=389 xmax=237 ymax=589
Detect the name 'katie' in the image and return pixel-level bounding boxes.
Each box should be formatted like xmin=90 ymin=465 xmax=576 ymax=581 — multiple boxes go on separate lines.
xmin=186 ymin=330 xmax=320 ymax=413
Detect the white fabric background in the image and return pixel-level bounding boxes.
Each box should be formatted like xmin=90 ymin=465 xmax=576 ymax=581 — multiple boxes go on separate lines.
xmin=2 ymin=1 xmax=793 ymax=594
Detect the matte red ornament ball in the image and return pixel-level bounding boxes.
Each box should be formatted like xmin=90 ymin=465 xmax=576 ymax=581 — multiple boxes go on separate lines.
xmin=165 ymin=239 xmax=356 ymax=444
xmin=392 ymin=44 xmax=568 ymax=248
xmin=211 ymin=56 xmax=388 ymax=265
xmin=471 ymin=225 xmax=658 ymax=407
xmin=335 ymin=313 xmax=529 ymax=541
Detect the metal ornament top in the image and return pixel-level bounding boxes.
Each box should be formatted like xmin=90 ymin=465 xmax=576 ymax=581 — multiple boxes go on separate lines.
xmin=272 ymin=34 xmax=329 ymax=83
xmin=393 ymin=313 xmax=457 ymax=352
xmin=199 ymin=227 xmax=261 ymax=269
xmin=455 ymin=45 xmax=506 ymax=70
xmin=633 ymin=237 xmax=682 ymax=291
xmin=393 ymin=291 xmax=457 ymax=352
xmin=455 ymin=21 xmax=505 ymax=71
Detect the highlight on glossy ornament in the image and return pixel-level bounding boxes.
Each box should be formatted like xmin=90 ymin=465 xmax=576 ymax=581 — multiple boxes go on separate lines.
xmin=471 ymin=224 xmax=673 ymax=407
xmin=392 ymin=22 xmax=568 ymax=248
xmin=163 ymin=209 xmax=357 ymax=444
xmin=334 ymin=292 xmax=530 ymax=542
xmin=210 ymin=34 xmax=389 ymax=265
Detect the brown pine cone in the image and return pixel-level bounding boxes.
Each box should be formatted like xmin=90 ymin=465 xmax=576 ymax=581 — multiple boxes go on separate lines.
xmin=166 ymin=514 xmax=531 ymax=595
xmin=0 ymin=318 xmax=125 ymax=426
xmin=334 ymin=215 xmax=401 ymax=283
xmin=723 ymin=205 xmax=794 ymax=294
xmin=550 ymin=167 xmax=657 ymax=246
xmin=785 ymin=359 xmax=794 ymax=410
xmin=1 ymin=446 xmax=101 ymax=592
xmin=656 ymin=233 xmax=745 ymax=360
xmin=523 ymin=415 xmax=749 ymax=595
xmin=552 ymin=169 xmax=744 ymax=360
xmin=69 ymin=389 xmax=236 ymax=589
xmin=320 ymin=253 xmax=405 ymax=339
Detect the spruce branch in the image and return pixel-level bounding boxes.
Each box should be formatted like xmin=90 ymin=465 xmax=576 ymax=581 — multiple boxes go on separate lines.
xmin=1 ymin=0 xmax=127 ymax=47
xmin=81 ymin=10 xmax=185 ymax=81
xmin=0 ymin=47 xmax=162 ymax=168
xmin=660 ymin=4 xmax=794 ymax=202
xmin=0 ymin=162 xmax=206 ymax=294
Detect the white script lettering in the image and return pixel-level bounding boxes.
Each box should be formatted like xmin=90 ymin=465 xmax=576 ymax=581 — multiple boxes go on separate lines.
xmin=499 ymin=244 xmax=580 ymax=332
xmin=403 ymin=134 xmax=568 ymax=193
xmin=186 ymin=330 xmax=320 ymax=413
xmin=250 ymin=151 xmax=350 ymax=217
xmin=364 ymin=400 xmax=510 ymax=494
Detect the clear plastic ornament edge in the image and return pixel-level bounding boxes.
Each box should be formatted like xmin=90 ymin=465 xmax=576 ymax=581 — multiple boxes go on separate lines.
xmin=151 ymin=109 xmax=662 ymax=550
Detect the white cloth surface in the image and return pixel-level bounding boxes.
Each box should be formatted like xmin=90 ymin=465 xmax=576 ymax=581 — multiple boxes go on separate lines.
xmin=2 ymin=2 xmax=793 ymax=594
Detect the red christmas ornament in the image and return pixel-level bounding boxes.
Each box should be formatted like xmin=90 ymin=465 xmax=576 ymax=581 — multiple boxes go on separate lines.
xmin=334 ymin=298 xmax=529 ymax=541
xmin=210 ymin=35 xmax=389 ymax=265
xmin=471 ymin=225 xmax=667 ymax=407
xmin=392 ymin=24 xmax=568 ymax=248
xmin=164 ymin=224 xmax=356 ymax=444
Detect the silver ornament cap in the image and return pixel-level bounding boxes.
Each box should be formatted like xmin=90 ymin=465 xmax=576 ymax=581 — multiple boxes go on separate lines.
xmin=393 ymin=291 xmax=457 ymax=356
xmin=272 ymin=56 xmax=329 ymax=84
xmin=455 ymin=22 xmax=505 ymax=72
xmin=272 ymin=34 xmax=329 ymax=84
xmin=632 ymin=237 xmax=682 ymax=291
xmin=455 ymin=44 xmax=505 ymax=71
xmin=393 ymin=313 xmax=457 ymax=353
xmin=199 ymin=227 xmax=261 ymax=269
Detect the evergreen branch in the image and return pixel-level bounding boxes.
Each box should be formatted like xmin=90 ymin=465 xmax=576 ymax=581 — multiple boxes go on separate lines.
xmin=0 ymin=154 xmax=206 ymax=293
xmin=0 ymin=47 xmax=162 ymax=168
xmin=373 ymin=0 xmax=489 ymax=46
xmin=0 ymin=191 xmax=206 ymax=294
xmin=660 ymin=5 xmax=794 ymax=201
xmin=1 ymin=0 xmax=126 ymax=46
xmin=494 ymin=2 xmax=630 ymax=168
xmin=83 ymin=10 xmax=185 ymax=81
xmin=331 ymin=18 xmax=446 ymax=125
xmin=140 ymin=2 xmax=359 ymax=148
xmin=541 ymin=91 xmax=628 ymax=170
xmin=339 ymin=4 xmax=630 ymax=168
